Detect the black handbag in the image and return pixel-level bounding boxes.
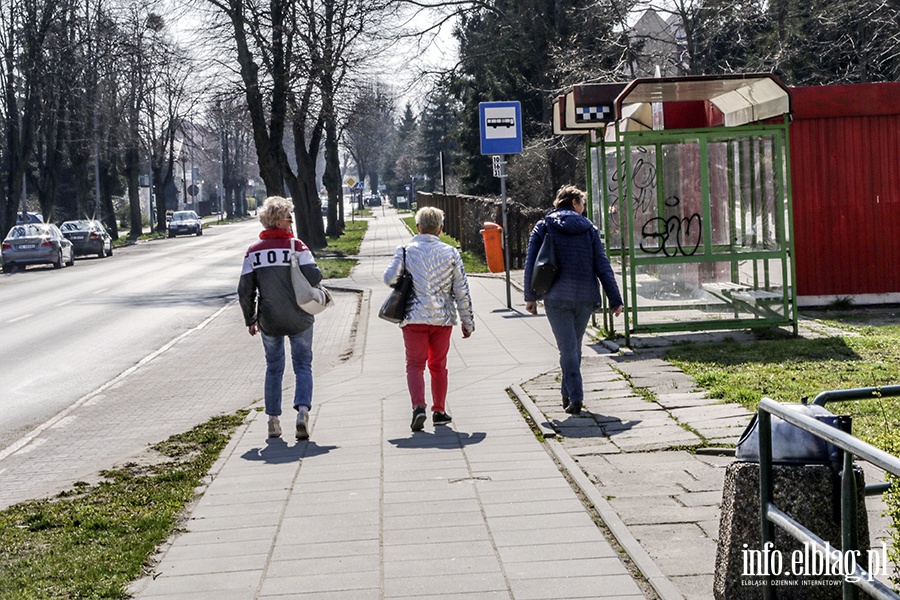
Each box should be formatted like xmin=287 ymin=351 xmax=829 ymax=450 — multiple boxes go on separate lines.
xmin=531 ymin=229 xmax=558 ymax=297
xmin=379 ymin=247 xmax=414 ymax=323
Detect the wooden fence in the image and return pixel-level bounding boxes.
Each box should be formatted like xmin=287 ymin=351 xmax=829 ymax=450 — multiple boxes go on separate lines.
xmin=415 ymin=192 xmax=546 ymax=269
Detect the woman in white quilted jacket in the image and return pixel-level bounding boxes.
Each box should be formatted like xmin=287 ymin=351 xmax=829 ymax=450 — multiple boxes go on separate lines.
xmin=384 ymin=206 xmax=475 ymax=432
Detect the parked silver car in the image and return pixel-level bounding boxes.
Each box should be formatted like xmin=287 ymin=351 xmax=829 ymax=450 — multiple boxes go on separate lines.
xmin=60 ymin=220 xmax=113 ymax=258
xmin=2 ymin=223 xmax=75 ymax=273
xmin=167 ymin=210 xmax=203 ymax=237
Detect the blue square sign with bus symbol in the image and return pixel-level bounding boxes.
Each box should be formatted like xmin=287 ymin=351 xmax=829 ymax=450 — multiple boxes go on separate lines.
xmin=479 ymin=101 xmax=523 ymax=155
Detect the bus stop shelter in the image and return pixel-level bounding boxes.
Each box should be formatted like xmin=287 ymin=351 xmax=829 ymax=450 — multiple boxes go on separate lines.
xmin=554 ymin=74 xmax=799 ymax=342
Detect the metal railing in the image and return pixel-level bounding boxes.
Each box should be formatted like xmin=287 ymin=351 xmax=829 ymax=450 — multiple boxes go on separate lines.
xmin=758 ymin=387 xmax=900 ymax=600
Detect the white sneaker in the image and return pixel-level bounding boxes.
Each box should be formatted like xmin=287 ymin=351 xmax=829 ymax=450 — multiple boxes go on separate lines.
xmin=268 ymin=416 xmax=282 ymax=438
xmin=296 ymin=408 xmax=310 ymax=440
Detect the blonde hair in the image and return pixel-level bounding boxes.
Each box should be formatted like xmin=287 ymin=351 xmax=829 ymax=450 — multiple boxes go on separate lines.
xmin=553 ymin=185 xmax=586 ymax=210
xmin=258 ymin=196 xmax=294 ymax=229
xmin=415 ymin=206 xmax=444 ymax=235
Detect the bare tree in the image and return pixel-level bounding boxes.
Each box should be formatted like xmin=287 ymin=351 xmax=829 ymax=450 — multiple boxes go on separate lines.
xmin=343 ymin=81 xmax=395 ymax=195
xmin=0 ymin=0 xmax=64 ymax=233
xmin=208 ymin=94 xmax=254 ymax=218
xmin=116 ymin=2 xmax=166 ymax=237
xmin=297 ymin=0 xmax=397 ymax=237
xmin=145 ymin=38 xmax=195 ymax=233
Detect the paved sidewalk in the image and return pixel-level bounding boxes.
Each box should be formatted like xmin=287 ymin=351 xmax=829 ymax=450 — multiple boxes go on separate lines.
xmin=130 ymin=209 xmax=650 ymax=599
xmin=514 ymin=312 xmax=895 ymax=600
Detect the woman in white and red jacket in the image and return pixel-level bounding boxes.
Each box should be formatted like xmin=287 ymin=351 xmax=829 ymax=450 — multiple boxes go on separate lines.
xmin=238 ymin=196 xmax=322 ymax=441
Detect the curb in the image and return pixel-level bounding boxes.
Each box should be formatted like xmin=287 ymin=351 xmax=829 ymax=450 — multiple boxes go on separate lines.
xmin=546 ymin=440 xmax=686 ymax=600
xmin=510 ymin=383 xmax=556 ymax=439
xmin=510 ymin=382 xmax=685 ymax=600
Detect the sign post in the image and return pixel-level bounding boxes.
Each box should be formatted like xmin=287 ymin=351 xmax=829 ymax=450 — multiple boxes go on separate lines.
xmin=479 ymin=101 xmax=522 ymax=310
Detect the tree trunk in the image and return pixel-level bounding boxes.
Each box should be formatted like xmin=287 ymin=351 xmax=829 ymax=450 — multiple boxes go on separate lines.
xmin=291 ymin=149 xmax=326 ymax=249
xmin=124 ymin=147 xmax=143 ymax=238
xmin=100 ymin=160 xmax=118 ymax=238
xmin=323 ymin=110 xmax=343 ymax=237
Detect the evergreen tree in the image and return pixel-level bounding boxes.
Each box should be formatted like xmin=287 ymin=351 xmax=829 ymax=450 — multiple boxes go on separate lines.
xmin=382 ymin=103 xmax=418 ymax=201
xmin=448 ymin=0 xmax=626 ymax=196
xmin=417 ymin=78 xmax=458 ymax=193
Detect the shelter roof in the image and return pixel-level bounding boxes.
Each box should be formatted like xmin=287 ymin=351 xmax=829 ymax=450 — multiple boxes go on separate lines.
xmin=615 ymin=73 xmax=791 ymax=127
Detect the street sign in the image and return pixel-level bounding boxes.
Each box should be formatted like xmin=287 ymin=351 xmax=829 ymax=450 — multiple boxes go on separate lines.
xmin=492 ymin=155 xmax=506 ymax=178
xmin=351 ymin=181 xmax=363 ymax=190
xmin=345 ymin=176 xmax=357 ymax=187
xmin=479 ymin=101 xmax=523 ymax=155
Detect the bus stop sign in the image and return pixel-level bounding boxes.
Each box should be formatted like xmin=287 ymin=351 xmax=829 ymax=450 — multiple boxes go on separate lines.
xmin=479 ymin=101 xmax=523 ymax=155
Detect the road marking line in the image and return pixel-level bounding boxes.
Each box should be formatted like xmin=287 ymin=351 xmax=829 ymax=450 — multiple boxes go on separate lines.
xmin=14 ymin=438 xmax=47 ymax=456
xmin=50 ymin=416 xmax=78 ymax=429
xmin=82 ymin=394 xmax=105 ymax=407
xmin=55 ymin=300 xmax=75 ymax=307
xmin=0 ymin=300 xmax=236 ymax=464
xmin=6 ymin=313 xmax=33 ymax=323
xmin=91 ymin=287 xmax=109 ymax=295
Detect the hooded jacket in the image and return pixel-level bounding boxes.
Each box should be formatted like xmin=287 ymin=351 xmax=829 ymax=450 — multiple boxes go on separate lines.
xmin=238 ymin=229 xmax=322 ymax=336
xmin=523 ymin=209 xmax=623 ymax=308
xmin=383 ymin=233 xmax=475 ymax=331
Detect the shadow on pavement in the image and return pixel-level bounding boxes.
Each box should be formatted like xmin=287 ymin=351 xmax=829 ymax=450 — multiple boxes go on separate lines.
xmin=240 ymin=438 xmax=337 ymax=463
xmin=553 ymin=411 xmax=641 ymax=438
xmin=388 ymin=429 xmax=487 ymax=450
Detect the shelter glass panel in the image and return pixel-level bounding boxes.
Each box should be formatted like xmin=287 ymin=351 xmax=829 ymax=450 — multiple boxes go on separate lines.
xmin=603 ymin=126 xmax=795 ymax=337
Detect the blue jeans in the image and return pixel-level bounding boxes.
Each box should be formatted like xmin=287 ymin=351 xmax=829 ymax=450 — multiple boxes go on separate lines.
xmin=261 ymin=326 xmax=314 ymax=416
xmin=544 ymin=300 xmax=594 ymax=404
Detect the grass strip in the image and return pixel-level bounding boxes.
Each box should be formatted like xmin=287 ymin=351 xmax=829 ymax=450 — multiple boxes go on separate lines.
xmin=0 ymin=411 xmax=247 ymax=599
xmin=663 ymin=316 xmax=900 ymax=576
xmin=317 ymin=220 xmax=368 ymax=279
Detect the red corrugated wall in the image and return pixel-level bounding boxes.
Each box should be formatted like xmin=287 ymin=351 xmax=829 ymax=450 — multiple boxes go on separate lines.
xmin=789 ymin=83 xmax=900 ymax=298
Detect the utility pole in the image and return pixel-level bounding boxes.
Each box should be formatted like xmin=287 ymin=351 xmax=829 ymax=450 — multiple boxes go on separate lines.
xmin=494 ymin=155 xmax=511 ymax=309
xmin=93 ymin=112 xmax=102 ymax=222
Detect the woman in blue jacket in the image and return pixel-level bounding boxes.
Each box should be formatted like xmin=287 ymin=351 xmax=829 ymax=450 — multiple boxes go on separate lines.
xmin=523 ymin=185 xmax=624 ymax=415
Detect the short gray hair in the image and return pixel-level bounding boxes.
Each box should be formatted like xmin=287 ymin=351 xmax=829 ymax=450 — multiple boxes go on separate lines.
xmin=415 ymin=206 xmax=444 ymax=235
xmin=259 ymin=196 xmax=294 ymax=229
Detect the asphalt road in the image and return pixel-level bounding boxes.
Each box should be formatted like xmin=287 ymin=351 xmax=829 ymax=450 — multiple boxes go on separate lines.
xmin=0 ymin=219 xmax=260 ymax=450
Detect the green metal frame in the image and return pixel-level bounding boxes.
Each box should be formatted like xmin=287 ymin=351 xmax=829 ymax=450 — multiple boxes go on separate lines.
xmin=758 ymin=388 xmax=900 ymax=600
xmin=589 ymin=117 xmax=798 ymax=344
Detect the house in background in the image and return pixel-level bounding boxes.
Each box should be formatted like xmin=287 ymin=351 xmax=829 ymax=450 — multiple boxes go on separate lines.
xmin=625 ymin=9 xmax=687 ymax=78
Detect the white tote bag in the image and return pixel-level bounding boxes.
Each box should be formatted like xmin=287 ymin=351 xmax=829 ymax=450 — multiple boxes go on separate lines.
xmin=290 ymin=254 xmax=333 ymax=315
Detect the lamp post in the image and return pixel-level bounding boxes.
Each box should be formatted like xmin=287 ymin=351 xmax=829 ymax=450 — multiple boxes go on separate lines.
xmin=17 ymin=85 xmax=26 ymax=222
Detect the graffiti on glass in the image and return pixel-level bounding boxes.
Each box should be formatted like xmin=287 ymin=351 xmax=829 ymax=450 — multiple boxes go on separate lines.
xmin=639 ymin=196 xmax=702 ymax=257
xmin=606 ymin=147 xmax=656 ymax=226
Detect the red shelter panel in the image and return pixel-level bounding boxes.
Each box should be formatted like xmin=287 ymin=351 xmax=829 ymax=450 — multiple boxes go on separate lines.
xmin=789 ymin=83 xmax=900 ymax=300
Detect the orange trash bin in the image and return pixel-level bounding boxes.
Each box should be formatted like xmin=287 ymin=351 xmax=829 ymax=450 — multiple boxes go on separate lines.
xmin=480 ymin=222 xmax=505 ymax=273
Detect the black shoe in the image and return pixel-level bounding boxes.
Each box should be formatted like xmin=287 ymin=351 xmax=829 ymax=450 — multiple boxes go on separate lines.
xmin=433 ymin=411 xmax=453 ymax=425
xmin=564 ymin=401 xmax=583 ymax=415
xmin=411 ymin=406 xmax=427 ymax=431
xmin=562 ymin=396 xmax=570 ymax=410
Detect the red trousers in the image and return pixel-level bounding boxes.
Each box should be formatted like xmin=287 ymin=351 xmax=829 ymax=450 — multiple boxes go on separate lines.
xmin=402 ymin=324 xmax=452 ymax=412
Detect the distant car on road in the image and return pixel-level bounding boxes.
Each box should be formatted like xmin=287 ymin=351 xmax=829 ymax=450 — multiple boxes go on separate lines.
xmin=366 ymin=195 xmax=382 ymax=207
xmin=167 ymin=210 xmax=202 ymax=237
xmin=2 ymin=223 xmax=75 ymax=273
xmin=15 ymin=212 xmax=44 ymax=224
xmin=60 ymin=220 xmax=113 ymax=258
